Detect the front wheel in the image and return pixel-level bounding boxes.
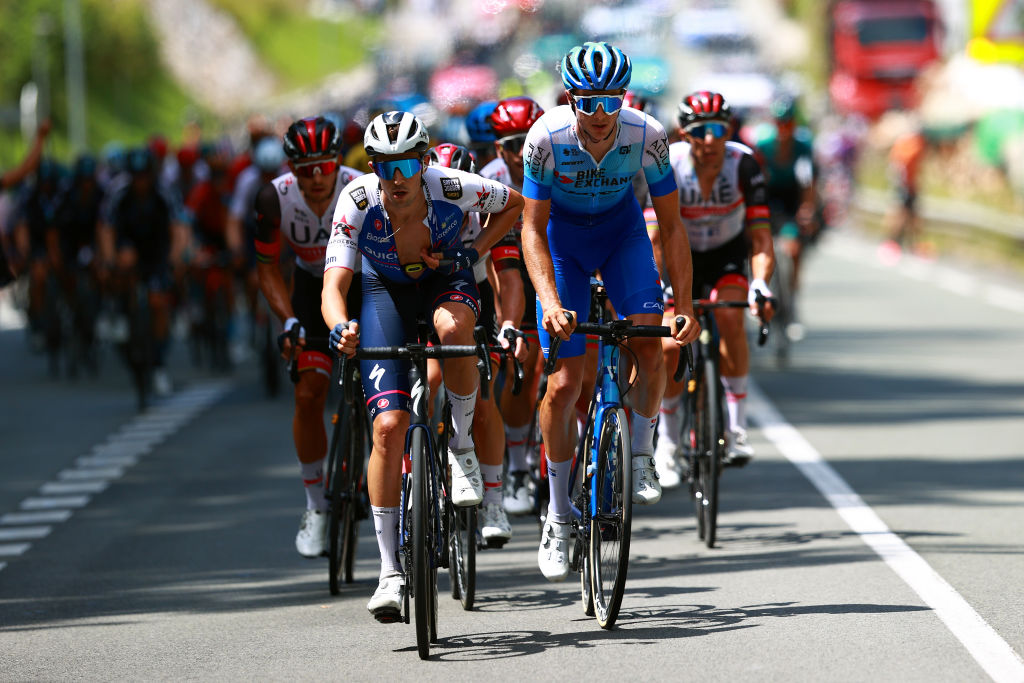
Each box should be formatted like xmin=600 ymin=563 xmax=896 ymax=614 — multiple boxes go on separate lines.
xmin=410 ymin=428 xmax=434 ymax=660
xmin=589 ymin=408 xmax=632 ymax=629
xmin=448 ymin=504 xmax=476 ymax=610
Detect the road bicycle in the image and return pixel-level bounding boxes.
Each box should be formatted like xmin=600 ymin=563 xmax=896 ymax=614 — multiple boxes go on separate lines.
xmin=544 ymin=281 xmax=688 ymax=629
xmin=342 ymin=325 xmax=515 ymax=659
xmin=682 ymin=294 xmax=770 ymax=548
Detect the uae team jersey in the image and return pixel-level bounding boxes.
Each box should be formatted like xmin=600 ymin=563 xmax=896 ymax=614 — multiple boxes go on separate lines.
xmin=666 ymin=140 xmax=770 ymax=252
xmin=522 ymin=105 xmax=676 ymax=220
xmin=325 ymin=166 xmax=511 ymax=283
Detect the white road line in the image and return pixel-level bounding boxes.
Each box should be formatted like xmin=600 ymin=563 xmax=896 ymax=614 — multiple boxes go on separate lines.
xmin=91 ymin=442 xmax=153 ymax=456
xmin=40 ymin=481 xmax=109 ymax=495
xmin=58 ymin=467 xmax=125 ymax=480
xmin=77 ymin=455 xmax=138 ymax=468
xmin=748 ymin=382 xmax=1024 ymax=683
xmin=0 ymin=526 xmax=51 ymax=541
xmin=0 ymin=562 xmax=6 ymax=572
xmin=21 ymin=496 xmax=90 ymax=509
xmin=0 ymin=543 xmax=31 ymax=557
xmin=1 ymin=510 xmax=73 ymax=524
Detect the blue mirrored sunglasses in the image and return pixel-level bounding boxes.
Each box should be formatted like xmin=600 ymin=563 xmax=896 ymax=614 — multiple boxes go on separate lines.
xmin=685 ymin=122 xmax=729 ymax=139
xmin=372 ymin=157 xmax=422 ymax=180
xmin=572 ymin=93 xmax=626 ymax=116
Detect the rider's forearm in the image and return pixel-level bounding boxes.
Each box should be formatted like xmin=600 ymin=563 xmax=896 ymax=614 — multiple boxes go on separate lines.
xmin=521 ymin=199 xmax=560 ymax=312
xmin=651 ymin=193 xmax=695 ymax=316
xmin=749 ymin=228 xmax=775 ymax=283
xmin=321 ymin=267 xmax=352 ymax=328
xmin=470 ymin=194 xmax=524 ymax=255
xmin=496 ymin=265 xmax=525 ymax=328
xmin=257 ymin=261 xmax=295 ymax=324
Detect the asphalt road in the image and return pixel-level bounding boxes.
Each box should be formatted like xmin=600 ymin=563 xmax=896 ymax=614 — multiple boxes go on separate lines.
xmin=1 ymin=228 xmax=1022 ymax=681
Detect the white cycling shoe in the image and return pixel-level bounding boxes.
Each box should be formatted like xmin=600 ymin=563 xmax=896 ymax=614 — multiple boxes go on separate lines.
xmin=448 ymin=445 xmax=483 ymax=507
xmin=479 ymin=503 xmax=512 ymax=548
xmin=654 ymin=439 xmax=682 ymax=490
xmin=367 ymin=573 xmax=404 ymax=623
xmin=725 ymin=429 xmax=755 ymax=466
xmin=538 ymin=519 xmax=571 ymax=582
xmin=295 ymin=509 xmax=327 ymax=558
xmin=632 ymin=455 xmax=662 ymax=505
xmin=503 ymin=470 xmax=535 ymax=515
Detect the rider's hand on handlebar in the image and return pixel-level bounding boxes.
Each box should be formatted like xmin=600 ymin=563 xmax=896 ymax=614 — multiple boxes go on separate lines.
xmin=669 ymin=310 xmax=700 ymax=346
xmin=748 ymin=278 xmax=775 ymax=322
xmin=330 ymin=320 xmax=360 ymax=358
xmin=278 ymin=317 xmax=306 ymax=360
xmin=424 ymin=246 xmax=479 ymax=275
xmin=499 ymin=321 xmax=528 ymax=363
xmin=542 ymin=306 xmax=576 ymax=341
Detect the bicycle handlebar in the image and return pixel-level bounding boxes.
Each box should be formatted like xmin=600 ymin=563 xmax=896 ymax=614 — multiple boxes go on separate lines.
xmin=692 ymin=294 xmax=777 ymax=347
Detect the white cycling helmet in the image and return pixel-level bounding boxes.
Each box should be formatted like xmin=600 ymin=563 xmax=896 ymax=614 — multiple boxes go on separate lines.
xmin=363 ymin=111 xmax=430 ymax=157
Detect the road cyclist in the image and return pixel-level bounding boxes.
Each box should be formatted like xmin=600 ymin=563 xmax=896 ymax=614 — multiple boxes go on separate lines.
xmin=321 ymin=110 xmax=524 ymax=622
xmin=253 ymin=115 xmax=363 ymax=559
xmin=520 ymin=40 xmax=699 ymax=584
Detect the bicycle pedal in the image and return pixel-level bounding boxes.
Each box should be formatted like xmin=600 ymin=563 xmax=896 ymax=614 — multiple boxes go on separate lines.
xmin=484 ymin=538 xmax=508 ymax=550
xmin=373 ymin=607 xmax=402 ymax=624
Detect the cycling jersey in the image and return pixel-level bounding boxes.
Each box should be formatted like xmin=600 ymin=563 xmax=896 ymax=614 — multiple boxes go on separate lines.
xmin=253 ymin=166 xmax=362 ymax=276
xmin=523 ymin=105 xmax=675 ymax=220
xmin=480 ymin=156 xmax=530 ymax=328
xmin=666 ymin=140 xmax=770 ymax=252
xmin=324 ymin=166 xmax=510 ymax=283
xmin=111 ymin=188 xmax=174 ymax=275
xmin=523 ymin=105 xmax=671 ymax=357
xmin=754 ymin=125 xmax=815 ymax=216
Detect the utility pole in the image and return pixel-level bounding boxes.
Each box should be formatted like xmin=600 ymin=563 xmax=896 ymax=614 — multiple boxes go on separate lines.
xmin=64 ymin=0 xmax=88 ymax=154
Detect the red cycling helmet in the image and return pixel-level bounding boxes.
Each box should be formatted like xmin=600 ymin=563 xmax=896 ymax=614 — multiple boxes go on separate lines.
xmin=283 ymin=116 xmax=342 ymax=160
xmin=678 ymin=90 xmax=732 ymax=128
xmin=489 ymin=96 xmax=544 ymax=137
xmin=429 ymin=143 xmax=476 ymax=174
xmin=623 ymin=91 xmax=651 ymax=113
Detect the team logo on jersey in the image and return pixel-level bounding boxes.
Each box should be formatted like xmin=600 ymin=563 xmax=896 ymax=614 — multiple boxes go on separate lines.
xmin=376 ymin=398 xmax=389 ymax=409
xmin=450 ymin=295 xmax=464 ymax=302
xmin=333 ymin=219 xmax=353 ymax=238
xmin=374 ymin=219 xmax=383 ymax=232
xmin=440 ymin=178 xmax=463 ymax=200
xmin=554 ymin=171 xmax=574 ymax=185
xmin=349 ymin=187 xmax=369 ymax=210
xmin=474 ymin=189 xmax=491 ymax=207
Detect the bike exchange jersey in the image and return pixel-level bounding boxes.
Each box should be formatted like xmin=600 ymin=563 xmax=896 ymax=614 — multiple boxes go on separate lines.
xmin=325 ymin=166 xmax=511 ymax=283
xmin=254 ymin=166 xmax=362 ymax=276
xmin=666 ymin=140 xmax=770 ymax=252
xmin=522 ymin=105 xmax=676 ymax=221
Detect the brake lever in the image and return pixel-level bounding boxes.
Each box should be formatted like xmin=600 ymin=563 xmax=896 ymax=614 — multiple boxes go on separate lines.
xmin=502 ymin=327 xmax=525 ymax=396
xmin=474 ymin=326 xmax=491 ymax=400
xmin=543 ymin=311 xmax=574 ymax=375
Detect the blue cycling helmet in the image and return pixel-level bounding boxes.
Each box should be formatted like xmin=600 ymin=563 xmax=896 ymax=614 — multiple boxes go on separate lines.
xmin=465 ymin=101 xmax=498 ymax=144
xmin=253 ymin=136 xmax=286 ymax=174
xmin=561 ymin=41 xmax=631 ymax=92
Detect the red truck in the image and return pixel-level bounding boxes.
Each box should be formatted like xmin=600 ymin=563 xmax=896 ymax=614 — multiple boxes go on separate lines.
xmin=828 ymin=0 xmax=942 ymax=119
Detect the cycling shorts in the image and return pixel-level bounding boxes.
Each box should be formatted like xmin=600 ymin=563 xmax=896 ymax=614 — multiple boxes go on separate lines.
xmin=690 ymin=232 xmax=749 ymax=300
xmin=359 ymin=261 xmax=480 ymax=422
xmin=537 ymin=195 xmax=662 ymax=360
xmin=292 ymin=267 xmax=362 ymax=377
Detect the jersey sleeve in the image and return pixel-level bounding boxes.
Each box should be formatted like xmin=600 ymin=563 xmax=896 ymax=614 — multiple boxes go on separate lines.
xmin=641 ymin=116 xmax=676 ymax=198
xmin=738 ymin=153 xmax=771 ymax=230
xmin=253 ymin=183 xmax=282 ymax=264
xmin=453 ymin=170 xmax=511 ymax=215
xmin=325 ymin=184 xmax=363 ymax=273
xmin=522 ymin=122 xmax=554 ymax=201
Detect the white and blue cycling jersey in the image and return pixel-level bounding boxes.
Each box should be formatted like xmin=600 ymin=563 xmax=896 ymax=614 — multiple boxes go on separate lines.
xmin=523 ymin=105 xmax=672 ymax=358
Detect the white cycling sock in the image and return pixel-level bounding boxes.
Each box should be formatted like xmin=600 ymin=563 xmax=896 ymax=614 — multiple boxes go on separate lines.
xmin=481 ymin=463 xmax=503 ymax=506
xmin=545 ymin=456 xmax=573 ymax=524
xmin=446 ymin=387 xmax=478 ymax=451
xmin=505 ymin=423 xmax=530 ymax=472
xmin=721 ymin=375 xmax=748 ymax=434
xmin=658 ymin=395 xmax=683 ymax=450
xmin=372 ymin=506 xmax=402 ymax=579
xmin=300 ymin=458 xmax=328 ymax=512
xmin=629 ymin=409 xmax=658 ymax=457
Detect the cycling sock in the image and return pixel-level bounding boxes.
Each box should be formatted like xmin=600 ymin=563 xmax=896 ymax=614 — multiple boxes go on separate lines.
xmin=658 ymin=395 xmax=683 ymax=449
xmin=505 ymin=423 xmax=530 ymax=472
xmin=629 ymin=409 xmax=658 ymax=457
xmin=446 ymin=387 xmax=478 ymax=451
xmin=721 ymin=375 xmax=748 ymax=433
xmin=545 ymin=456 xmax=573 ymax=524
xmin=300 ymin=458 xmax=328 ymax=511
xmin=371 ymin=506 xmax=402 ymax=578
xmin=481 ymin=463 xmax=503 ymax=506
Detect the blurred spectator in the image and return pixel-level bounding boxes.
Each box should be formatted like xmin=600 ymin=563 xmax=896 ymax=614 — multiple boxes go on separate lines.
xmin=1 ymin=120 xmax=52 ymax=287
xmin=880 ymin=125 xmax=929 ymax=260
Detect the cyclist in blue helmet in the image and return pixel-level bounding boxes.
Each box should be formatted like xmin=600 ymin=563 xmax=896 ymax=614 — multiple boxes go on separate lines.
xmin=466 ymin=100 xmax=498 ymax=168
xmin=522 ymin=40 xmax=700 ymax=582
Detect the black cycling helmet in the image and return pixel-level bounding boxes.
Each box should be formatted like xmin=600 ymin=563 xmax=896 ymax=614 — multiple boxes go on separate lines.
xmin=72 ymin=154 xmax=98 ymax=180
xmin=283 ymin=116 xmax=342 ymax=160
xmin=127 ymin=147 xmax=155 ymax=175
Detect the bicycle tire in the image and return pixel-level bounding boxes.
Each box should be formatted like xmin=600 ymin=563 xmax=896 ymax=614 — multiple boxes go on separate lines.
xmin=701 ymin=355 xmax=721 ymax=549
xmin=326 ymin=404 xmax=350 ymax=596
xmin=770 ymin=245 xmax=794 ymax=367
xmin=341 ymin=407 xmax=368 ymax=585
xmin=411 ymin=427 xmax=433 ymax=660
xmin=449 ymin=505 xmax=476 ymax=610
xmin=590 ymin=408 xmax=632 ymax=629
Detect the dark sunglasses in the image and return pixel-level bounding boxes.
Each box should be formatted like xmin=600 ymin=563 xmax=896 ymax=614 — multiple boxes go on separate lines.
xmin=293 ymin=159 xmax=339 ymax=178
xmin=685 ymin=122 xmax=729 ymax=139
xmin=572 ymin=93 xmax=625 ymax=116
xmin=498 ymin=134 xmax=527 ymax=154
xmin=371 ymin=157 xmax=423 ymax=180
